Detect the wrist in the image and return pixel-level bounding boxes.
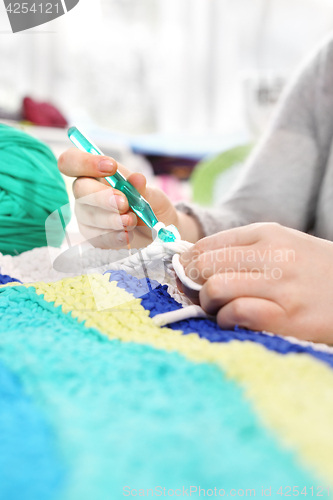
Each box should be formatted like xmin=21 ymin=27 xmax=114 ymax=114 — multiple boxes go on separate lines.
xmin=176 ymin=210 xmax=202 ymax=243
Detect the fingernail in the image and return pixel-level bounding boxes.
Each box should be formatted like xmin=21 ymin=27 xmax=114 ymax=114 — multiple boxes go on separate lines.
xmin=115 ymin=195 xmax=126 ymax=210
xmin=120 ymin=215 xmax=129 ymax=227
xmin=116 ymin=215 xmax=129 ymax=228
xmin=117 ymin=232 xmax=125 ymax=243
xmin=109 ymin=195 xmax=125 ymax=210
xmin=99 ymin=160 xmax=115 ymax=173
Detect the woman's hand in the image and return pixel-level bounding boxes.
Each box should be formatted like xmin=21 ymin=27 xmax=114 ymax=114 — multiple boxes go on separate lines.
xmin=180 ymin=223 xmax=333 ymax=343
xmin=58 ymin=148 xmax=199 ymax=249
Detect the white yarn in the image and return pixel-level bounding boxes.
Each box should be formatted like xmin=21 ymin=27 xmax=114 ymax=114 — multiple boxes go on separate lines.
xmin=103 ymin=221 xmax=206 ymax=298
xmin=153 ymin=305 xmax=214 ymax=327
xmin=172 ymin=253 xmax=203 ymax=292
xmin=106 ymin=239 xmax=192 ymax=272
xmin=104 ymin=224 xmax=197 ymax=298
xmin=165 ymin=283 xmax=193 ymax=307
xmin=0 ymin=246 xmax=130 ymax=284
xmin=0 ymin=239 xmax=193 ymax=305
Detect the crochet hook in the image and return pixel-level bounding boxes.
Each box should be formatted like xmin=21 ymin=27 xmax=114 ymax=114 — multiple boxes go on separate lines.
xmin=67 ymin=126 xmax=177 ymax=242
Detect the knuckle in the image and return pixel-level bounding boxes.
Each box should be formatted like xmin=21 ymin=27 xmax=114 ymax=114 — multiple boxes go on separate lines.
xmin=245 ymin=223 xmax=263 ymax=240
xmin=57 ymin=152 xmax=66 ymax=172
xmin=267 ymin=222 xmax=281 ymax=230
xmin=72 ymin=177 xmax=85 ymax=198
xmin=263 ymin=222 xmax=281 ymax=234
xmin=247 ymin=223 xmax=261 ymax=230
xmin=195 ymin=255 xmax=209 ymax=275
xmin=228 ymin=300 xmax=247 ymax=323
xmin=205 ymin=276 xmax=220 ymax=300
xmin=195 ymin=240 xmax=205 ymax=254
xmin=247 ymin=222 xmax=282 ymax=241
xmin=196 ymin=236 xmax=211 ymax=254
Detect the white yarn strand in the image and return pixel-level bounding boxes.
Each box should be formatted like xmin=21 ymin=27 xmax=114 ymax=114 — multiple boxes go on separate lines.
xmin=106 ymin=239 xmax=193 ymax=273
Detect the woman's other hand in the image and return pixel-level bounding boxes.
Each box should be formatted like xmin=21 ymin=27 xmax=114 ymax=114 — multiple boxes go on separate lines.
xmin=180 ymin=223 xmax=333 ymax=343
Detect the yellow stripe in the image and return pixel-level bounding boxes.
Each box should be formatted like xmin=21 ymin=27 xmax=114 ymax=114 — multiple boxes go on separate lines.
xmin=14 ymin=275 xmax=333 ymax=484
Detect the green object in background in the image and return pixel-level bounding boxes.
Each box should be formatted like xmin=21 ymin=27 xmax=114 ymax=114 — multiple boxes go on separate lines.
xmin=0 ymin=124 xmax=70 ymax=255
xmin=191 ymin=144 xmax=253 ymax=206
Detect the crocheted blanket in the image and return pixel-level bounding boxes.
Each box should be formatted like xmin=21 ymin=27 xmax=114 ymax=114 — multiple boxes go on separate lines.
xmin=0 ymin=247 xmax=332 ymax=500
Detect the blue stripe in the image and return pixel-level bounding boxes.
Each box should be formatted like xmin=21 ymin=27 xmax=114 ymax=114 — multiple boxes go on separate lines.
xmin=107 ymin=270 xmax=333 ymax=368
xmin=0 ymin=272 xmax=21 ymax=284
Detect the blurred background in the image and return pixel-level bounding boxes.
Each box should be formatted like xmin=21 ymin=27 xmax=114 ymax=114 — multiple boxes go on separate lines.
xmin=1 ymin=0 xmax=333 ymax=206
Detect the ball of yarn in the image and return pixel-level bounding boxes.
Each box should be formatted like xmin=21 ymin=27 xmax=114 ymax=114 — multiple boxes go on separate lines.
xmin=0 ymin=124 xmax=70 ymax=255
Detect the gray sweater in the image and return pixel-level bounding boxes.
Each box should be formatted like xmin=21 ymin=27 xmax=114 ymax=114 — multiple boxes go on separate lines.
xmin=177 ymin=35 xmax=333 ymax=241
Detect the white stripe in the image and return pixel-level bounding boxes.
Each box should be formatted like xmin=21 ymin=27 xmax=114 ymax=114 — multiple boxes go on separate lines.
xmin=153 ymin=305 xmax=213 ymax=327
xmin=59 ymin=0 xmax=68 ymax=13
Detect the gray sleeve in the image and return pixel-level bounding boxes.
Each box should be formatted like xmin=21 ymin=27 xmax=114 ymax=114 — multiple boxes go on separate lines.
xmin=177 ymin=37 xmax=332 ymax=237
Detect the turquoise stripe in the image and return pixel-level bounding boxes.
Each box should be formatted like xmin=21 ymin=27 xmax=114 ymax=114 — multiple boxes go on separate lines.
xmin=0 ymin=285 xmax=320 ymax=499
xmin=0 ymin=360 xmax=64 ymax=500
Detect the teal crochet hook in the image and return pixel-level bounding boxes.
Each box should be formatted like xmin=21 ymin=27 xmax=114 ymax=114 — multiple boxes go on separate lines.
xmin=67 ymin=127 xmax=176 ymax=243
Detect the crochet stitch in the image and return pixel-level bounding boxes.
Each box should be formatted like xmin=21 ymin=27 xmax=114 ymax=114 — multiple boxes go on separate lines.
xmin=0 ymin=284 xmax=322 ymax=499
xmin=10 ymin=274 xmax=333 ymax=483
xmin=1 ymin=247 xmax=333 ymax=498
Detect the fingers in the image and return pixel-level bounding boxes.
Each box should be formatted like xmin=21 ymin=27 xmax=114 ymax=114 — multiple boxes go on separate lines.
xmin=182 ymin=247 xmax=263 ymax=285
xmin=73 ymin=177 xmax=130 ymax=214
xmin=216 ymin=297 xmax=285 ymax=332
xmin=199 ymin=272 xmax=275 ymax=315
xmin=78 ymin=223 xmax=134 ymax=249
xmin=59 ymin=148 xmax=118 ymax=178
xmin=180 ymin=223 xmax=281 ymax=267
xmin=75 ymin=203 xmax=137 ymax=231
xmin=180 ymin=225 xmax=261 ymax=266
xmin=59 ymin=148 xmax=154 ymax=250
xmin=127 ymin=172 xmax=147 ymax=196
xmin=58 ymin=148 xmax=138 ymax=183
xmin=88 ymin=232 xmax=133 ymax=250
